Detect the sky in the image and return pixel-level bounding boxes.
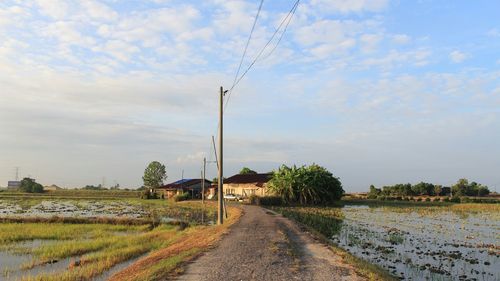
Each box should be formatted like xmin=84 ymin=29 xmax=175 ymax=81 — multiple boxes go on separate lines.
xmin=0 ymin=0 xmax=499 ymax=192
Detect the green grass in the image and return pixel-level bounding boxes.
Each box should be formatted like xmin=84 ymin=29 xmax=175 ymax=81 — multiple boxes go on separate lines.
xmin=135 ymin=248 xmax=200 ymax=281
xmin=0 ymin=223 xmax=147 ymax=245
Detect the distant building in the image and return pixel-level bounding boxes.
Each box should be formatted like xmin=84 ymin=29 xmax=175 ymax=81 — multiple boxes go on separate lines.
xmin=223 ymin=173 xmax=273 ymax=198
xmin=158 ymin=179 xmax=212 ymax=199
xmin=43 ymin=184 xmax=62 ymax=191
xmin=7 ymin=181 xmax=21 ymax=189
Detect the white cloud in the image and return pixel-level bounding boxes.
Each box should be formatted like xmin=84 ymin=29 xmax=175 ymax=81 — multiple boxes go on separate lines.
xmin=94 ymin=40 xmax=140 ymax=62
xmin=212 ymin=0 xmax=256 ymax=35
xmin=35 ymin=0 xmax=69 ymax=19
xmin=42 ymin=21 xmax=96 ymax=47
xmin=80 ymin=0 xmax=118 ymax=21
xmin=360 ymin=33 xmax=383 ymax=53
xmin=361 ymin=49 xmax=431 ymax=70
xmin=486 ymin=28 xmax=499 ymax=37
xmin=309 ymin=0 xmax=389 ymax=14
xmin=391 ymin=34 xmax=411 ymax=44
xmin=449 ymin=50 xmax=467 ymax=63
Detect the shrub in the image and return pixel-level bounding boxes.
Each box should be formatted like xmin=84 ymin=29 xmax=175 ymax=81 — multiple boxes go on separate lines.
xmin=443 ymin=197 xmax=450 ymax=202
xmin=258 ymin=196 xmax=284 ymax=206
xmin=20 ymin=178 xmax=44 ymax=193
xmin=142 ymin=190 xmax=159 ymax=199
xmin=450 ymin=197 xmax=460 ymax=203
xmin=174 ymin=192 xmax=190 ymax=202
xmin=248 ymin=194 xmax=259 ymax=205
xmin=269 ymin=164 xmax=343 ymax=205
xmin=460 ymin=197 xmax=472 ymax=203
xmin=425 ymin=197 xmax=431 ymax=202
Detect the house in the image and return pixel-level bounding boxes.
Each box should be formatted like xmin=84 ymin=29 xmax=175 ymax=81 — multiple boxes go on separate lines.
xmin=7 ymin=181 xmax=21 ymax=189
xmin=43 ymin=184 xmax=62 ymax=191
xmin=158 ymin=179 xmax=211 ymax=199
xmin=223 ymin=173 xmax=272 ymax=198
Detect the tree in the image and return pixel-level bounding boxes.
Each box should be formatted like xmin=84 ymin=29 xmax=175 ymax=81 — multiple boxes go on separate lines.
xmin=368 ymin=185 xmax=381 ymax=199
xmin=450 ymin=179 xmax=490 ymax=197
xmin=434 ymin=185 xmax=443 ymax=196
xmin=477 ymin=185 xmax=490 ymax=196
xmin=239 ymin=167 xmax=257 ymax=175
xmin=20 ymin=178 xmax=44 ymax=193
xmin=269 ymin=164 xmax=344 ymax=205
xmin=142 ymin=161 xmax=167 ymax=189
xmin=451 ymin=178 xmax=469 ymax=197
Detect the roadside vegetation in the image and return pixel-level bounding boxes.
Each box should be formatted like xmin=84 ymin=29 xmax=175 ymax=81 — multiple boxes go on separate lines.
xmin=268 ymin=164 xmax=344 ymax=205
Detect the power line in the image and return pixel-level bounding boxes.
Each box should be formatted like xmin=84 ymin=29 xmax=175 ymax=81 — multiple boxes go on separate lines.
xmin=231 ymin=0 xmax=265 ymax=93
xmin=258 ymin=2 xmax=298 ymax=62
xmin=203 ymin=0 xmax=300 ymax=180
xmin=224 ymin=0 xmax=300 ymax=111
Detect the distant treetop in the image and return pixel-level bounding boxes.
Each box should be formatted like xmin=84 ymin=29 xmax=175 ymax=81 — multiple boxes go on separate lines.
xmin=239 ymin=167 xmax=257 ymax=175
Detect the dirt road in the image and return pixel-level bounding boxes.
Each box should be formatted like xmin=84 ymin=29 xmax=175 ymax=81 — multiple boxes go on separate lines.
xmin=175 ymin=205 xmax=364 ymax=281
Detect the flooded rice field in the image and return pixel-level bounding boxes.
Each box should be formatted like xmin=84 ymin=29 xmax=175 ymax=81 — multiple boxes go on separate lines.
xmin=333 ymin=205 xmax=500 ymax=280
xmin=0 ymin=200 xmax=148 ymax=218
xmin=0 ymin=199 xmax=217 ymax=280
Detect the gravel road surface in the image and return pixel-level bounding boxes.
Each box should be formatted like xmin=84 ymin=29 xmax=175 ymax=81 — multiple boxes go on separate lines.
xmin=175 ymin=205 xmax=364 ymax=281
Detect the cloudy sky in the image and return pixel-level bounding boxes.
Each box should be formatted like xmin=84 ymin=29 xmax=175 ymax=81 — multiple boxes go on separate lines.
xmin=1 ymin=0 xmax=499 ymax=191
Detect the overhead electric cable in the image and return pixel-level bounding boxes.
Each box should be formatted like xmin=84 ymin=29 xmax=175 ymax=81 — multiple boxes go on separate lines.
xmin=231 ymin=0 xmax=265 ymax=91
xmin=224 ymin=0 xmax=300 ymax=110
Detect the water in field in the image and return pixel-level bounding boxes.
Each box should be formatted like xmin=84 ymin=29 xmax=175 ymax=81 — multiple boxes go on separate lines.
xmin=0 ymin=200 xmax=148 ymax=218
xmin=332 ymin=205 xmax=500 ymax=280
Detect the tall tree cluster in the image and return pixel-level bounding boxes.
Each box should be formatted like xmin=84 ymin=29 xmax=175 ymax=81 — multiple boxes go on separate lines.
xmin=269 ymin=164 xmax=344 ymax=204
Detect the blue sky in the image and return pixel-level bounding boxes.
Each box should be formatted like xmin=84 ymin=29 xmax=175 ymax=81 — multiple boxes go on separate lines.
xmin=0 ymin=0 xmax=499 ymax=191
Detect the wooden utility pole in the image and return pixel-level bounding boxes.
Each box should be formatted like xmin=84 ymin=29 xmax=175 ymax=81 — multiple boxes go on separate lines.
xmin=217 ymin=86 xmax=224 ymax=225
xmin=202 ymin=157 xmax=206 ymax=204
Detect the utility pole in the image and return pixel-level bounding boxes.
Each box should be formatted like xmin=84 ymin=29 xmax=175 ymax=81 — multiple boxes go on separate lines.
xmin=202 ymin=157 xmax=206 ymax=204
xmin=218 ymin=86 xmax=224 ymax=225
xmin=15 ymin=167 xmax=19 ymax=181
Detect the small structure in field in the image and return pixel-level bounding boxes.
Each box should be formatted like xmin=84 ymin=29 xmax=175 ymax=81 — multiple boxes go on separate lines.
xmin=7 ymin=181 xmax=21 ymax=189
xmin=158 ymin=179 xmax=211 ymax=199
xmin=43 ymin=184 xmax=62 ymax=191
xmin=223 ymin=173 xmax=272 ymax=198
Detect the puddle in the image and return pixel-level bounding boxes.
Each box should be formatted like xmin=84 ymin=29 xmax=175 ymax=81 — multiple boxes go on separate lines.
xmin=94 ymin=252 xmax=149 ymax=281
xmin=0 ymin=240 xmax=72 ymax=281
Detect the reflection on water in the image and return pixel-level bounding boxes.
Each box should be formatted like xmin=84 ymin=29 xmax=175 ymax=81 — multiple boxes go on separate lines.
xmin=332 ymin=205 xmax=499 ymax=280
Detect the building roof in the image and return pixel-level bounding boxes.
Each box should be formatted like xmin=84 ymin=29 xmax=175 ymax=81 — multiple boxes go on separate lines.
xmin=159 ymin=179 xmax=211 ymax=190
xmin=224 ymin=173 xmax=272 ymax=184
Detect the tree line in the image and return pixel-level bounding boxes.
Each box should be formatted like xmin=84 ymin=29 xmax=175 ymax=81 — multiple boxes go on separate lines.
xmin=368 ymin=178 xmax=490 ymax=198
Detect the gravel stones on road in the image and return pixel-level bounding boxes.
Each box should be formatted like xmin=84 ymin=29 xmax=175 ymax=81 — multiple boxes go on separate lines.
xmin=176 ymin=205 xmax=364 ymax=281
